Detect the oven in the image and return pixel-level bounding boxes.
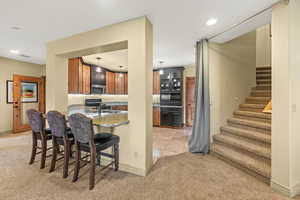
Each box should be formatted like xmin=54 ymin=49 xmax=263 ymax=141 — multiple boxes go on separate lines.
xmin=160 ymin=93 xmax=182 ymax=106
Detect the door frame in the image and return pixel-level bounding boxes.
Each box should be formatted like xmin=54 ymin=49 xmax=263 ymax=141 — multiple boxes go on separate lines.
xmin=185 ymin=77 xmax=196 ymax=127
xmin=13 ymin=75 xmax=45 ymax=133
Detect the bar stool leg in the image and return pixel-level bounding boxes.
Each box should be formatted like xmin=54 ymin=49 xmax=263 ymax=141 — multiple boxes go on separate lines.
xmin=114 ymin=144 xmax=119 ymax=171
xmin=49 ymin=138 xmax=58 ymax=173
xmin=29 ymin=132 xmax=37 ymax=165
xmin=89 ymin=150 xmax=96 ymax=190
xmin=40 ymin=135 xmax=47 ymax=169
xmin=72 ymin=146 xmax=81 ymax=182
xmin=63 ymin=141 xmax=70 ymax=178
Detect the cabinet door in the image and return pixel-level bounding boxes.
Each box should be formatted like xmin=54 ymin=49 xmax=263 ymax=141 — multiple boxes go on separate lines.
xmin=115 ymin=73 xmax=125 ymax=94
xmin=153 ymin=71 xmax=160 ymax=94
xmin=106 ymin=71 xmax=115 ymax=94
xmin=124 ymin=73 xmax=128 ymax=94
xmin=82 ymin=64 xmax=91 ymax=94
xmin=153 ymin=107 xmax=160 ymax=126
xmin=68 ymin=58 xmax=80 ymax=94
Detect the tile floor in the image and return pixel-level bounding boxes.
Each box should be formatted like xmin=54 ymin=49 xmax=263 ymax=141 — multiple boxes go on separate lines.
xmin=152 ymin=127 xmax=191 ymax=163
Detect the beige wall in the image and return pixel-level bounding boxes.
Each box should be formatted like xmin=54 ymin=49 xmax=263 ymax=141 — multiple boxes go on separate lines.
xmin=256 ymin=24 xmax=272 ymax=67
xmin=209 ymin=31 xmax=256 ymax=137
xmin=271 ymin=0 xmax=300 ymax=197
xmin=0 ymin=57 xmax=45 ymax=133
xmin=46 ymin=17 xmax=153 ymax=176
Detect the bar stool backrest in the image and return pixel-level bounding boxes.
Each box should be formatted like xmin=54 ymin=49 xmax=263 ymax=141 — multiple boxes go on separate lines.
xmin=46 ymin=111 xmax=67 ymax=138
xmin=68 ymin=113 xmax=94 ymax=144
xmin=26 ymin=109 xmax=45 ymax=133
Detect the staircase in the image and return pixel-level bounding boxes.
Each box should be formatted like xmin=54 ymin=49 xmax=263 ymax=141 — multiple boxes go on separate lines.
xmin=211 ymin=66 xmax=272 ymax=184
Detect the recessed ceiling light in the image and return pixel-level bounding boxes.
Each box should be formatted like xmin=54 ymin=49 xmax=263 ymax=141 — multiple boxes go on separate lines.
xmin=206 ymin=18 xmax=218 ymax=26
xmin=10 ymin=50 xmax=19 ymax=54
xmin=11 ymin=26 xmax=21 ymax=30
xmin=20 ymin=54 xmax=30 ymax=58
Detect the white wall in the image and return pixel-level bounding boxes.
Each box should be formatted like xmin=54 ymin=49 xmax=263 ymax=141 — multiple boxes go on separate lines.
xmin=209 ymin=31 xmax=256 ymax=137
xmin=0 ymin=57 xmax=45 ymax=133
xmin=271 ymin=0 xmax=300 ymax=197
xmin=256 ymin=24 xmax=272 ymax=67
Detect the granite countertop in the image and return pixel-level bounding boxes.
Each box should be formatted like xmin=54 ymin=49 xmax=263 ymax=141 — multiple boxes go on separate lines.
xmin=68 ymin=106 xmax=129 ymax=128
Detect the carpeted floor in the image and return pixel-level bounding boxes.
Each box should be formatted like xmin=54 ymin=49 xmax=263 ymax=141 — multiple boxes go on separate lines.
xmin=0 ymin=134 xmax=298 ymax=200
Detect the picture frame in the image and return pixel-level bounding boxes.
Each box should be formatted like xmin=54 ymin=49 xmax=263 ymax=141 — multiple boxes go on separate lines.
xmin=6 ymin=80 xmax=39 ymax=104
xmin=21 ymin=82 xmax=38 ymax=103
xmin=6 ymin=80 xmax=13 ymax=104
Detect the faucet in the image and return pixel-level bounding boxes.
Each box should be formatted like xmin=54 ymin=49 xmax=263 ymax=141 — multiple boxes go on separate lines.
xmin=97 ymin=103 xmax=106 ymax=116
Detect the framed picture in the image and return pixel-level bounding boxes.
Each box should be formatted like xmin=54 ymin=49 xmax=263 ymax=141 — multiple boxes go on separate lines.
xmin=6 ymin=80 xmax=13 ymax=104
xmin=21 ymin=82 xmax=38 ymax=103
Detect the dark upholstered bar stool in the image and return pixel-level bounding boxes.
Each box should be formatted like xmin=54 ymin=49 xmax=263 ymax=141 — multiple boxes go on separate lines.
xmin=68 ymin=113 xmax=120 ymax=190
xmin=46 ymin=111 xmax=75 ymax=178
xmin=26 ymin=109 xmax=52 ymax=169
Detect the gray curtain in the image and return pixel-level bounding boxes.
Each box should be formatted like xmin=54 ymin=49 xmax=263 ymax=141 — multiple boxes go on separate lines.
xmin=188 ymin=39 xmax=210 ymax=154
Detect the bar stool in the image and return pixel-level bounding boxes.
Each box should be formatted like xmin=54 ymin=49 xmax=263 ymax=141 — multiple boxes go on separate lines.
xmin=68 ymin=113 xmax=120 ymax=190
xmin=46 ymin=111 xmax=75 ymax=178
xmin=26 ymin=109 xmax=52 ymax=169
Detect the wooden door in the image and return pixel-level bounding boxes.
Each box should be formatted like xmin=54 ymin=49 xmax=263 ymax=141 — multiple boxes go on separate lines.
xmin=153 ymin=71 xmax=160 ymax=94
xmin=186 ymin=77 xmax=196 ymax=127
xmin=13 ymin=75 xmax=45 ymax=133
xmin=153 ymin=107 xmax=160 ymax=126
xmin=115 ymin=73 xmax=125 ymax=94
xmin=82 ymin=64 xmax=91 ymax=94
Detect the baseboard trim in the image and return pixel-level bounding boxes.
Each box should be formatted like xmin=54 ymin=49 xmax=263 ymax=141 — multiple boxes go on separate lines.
xmin=271 ymin=180 xmax=300 ymax=198
xmin=101 ymin=158 xmax=146 ymax=177
xmin=291 ymin=182 xmax=300 ymax=197
xmin=271 ymin=180 xmax=290 ymax=197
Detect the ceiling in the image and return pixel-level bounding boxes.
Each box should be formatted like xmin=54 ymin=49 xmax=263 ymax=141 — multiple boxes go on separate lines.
xmin=83 ymin=49 xmax=128 ymax=72
xmin=0 ymin=0 xmax=279 ymax=67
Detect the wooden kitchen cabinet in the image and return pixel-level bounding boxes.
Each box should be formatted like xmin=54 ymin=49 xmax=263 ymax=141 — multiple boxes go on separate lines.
xmin=153 ymin=107 xmax=160 ymax=126
xmin=106 ymin=71 xmax=115 ymax=94
xmin=112 ymin=105 xmax=128 ymax=111
xmin=124 ymin=73 xmax=128 ymax=94
xmin=68 ymin=58 xmax=91 ymax=94
xmin=115 ymin=73 xmax=125 ymax=94
xmin=82 ymin=64 xmax=91 ymax=94
xmin=153 ymin=71 xmax=160 ymax=95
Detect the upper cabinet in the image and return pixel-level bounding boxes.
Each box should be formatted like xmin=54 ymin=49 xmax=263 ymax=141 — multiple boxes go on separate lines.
xmin=69 ymin=58 xmax=161 ymax=95
xmin=106 ymin=71 xmax=115 ymax=94
xmin=124 ymin=73 xmax=128 ymax=94
xmin=68 ymin=58 xmax=90 ymax=94
xmin=82 ymin=64 xmax=91 ymax=94
xmin=153 ymin=71 xmax=160 ymax=95
xmin=115 ymin=73 xmax=126 ymax=94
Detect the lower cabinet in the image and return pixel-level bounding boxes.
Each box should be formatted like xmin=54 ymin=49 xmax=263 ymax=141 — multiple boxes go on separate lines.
xmin=112 ymin=105 xmax=128 ymax=111
xmin=153 ymin=107 xmax=160 ymax=127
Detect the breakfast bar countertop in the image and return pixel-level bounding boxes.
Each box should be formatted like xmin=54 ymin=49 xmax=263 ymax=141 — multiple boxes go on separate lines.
xmin=68 ymin=105 xmax=129 ymax=128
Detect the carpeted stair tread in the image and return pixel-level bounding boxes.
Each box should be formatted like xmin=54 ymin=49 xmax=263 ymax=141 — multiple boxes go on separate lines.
xmin=246 ymin=97 xmax=271 ymax=104
xmin=211 ymin=144 xmax=271 ymax=180
xmin=251 ymin=90 xmax=271 ymax=97
xmin=256 ymin=66 xmax=271 ymax=71
xmin=257 ymin=79 xmax=271 ymax=83
xmin=256 ymin=74 xmax=271 ymax=79
xmin=221 ymin=126 xmax=271 ymax=144
xmin=213 ymin=134 xmax=271 ymax=159
xmin=239 ymin=103 xmax=265 ymax=112
xmin=227 ymin=118 xmax=271 ymax=131
xmin=256 ymin=71 xmax=271 ymax=75
xmin=234 ymin=111 xmax=271 ymax=120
